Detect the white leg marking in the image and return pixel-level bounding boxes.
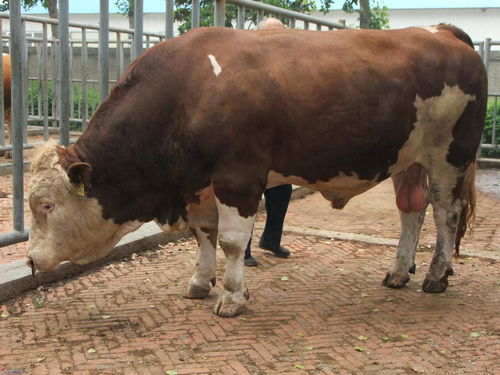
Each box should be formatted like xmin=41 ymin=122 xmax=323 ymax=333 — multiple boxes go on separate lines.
xmin=213 ymin=197 xmax=255 ymax=317
xmin=208 ymin=54 xmax=222 ymax=77
xmin=186 ymin=228 xmax=217 ymax=298
xmin=384 ymin=209 xmax=426 ymax=288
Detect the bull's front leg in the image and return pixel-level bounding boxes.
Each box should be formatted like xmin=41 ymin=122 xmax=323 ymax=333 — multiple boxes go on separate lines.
xmin=213 ymin=197 xmax=255 ymax=317
xmin=185 ymin=227 xmax=217 ymax=299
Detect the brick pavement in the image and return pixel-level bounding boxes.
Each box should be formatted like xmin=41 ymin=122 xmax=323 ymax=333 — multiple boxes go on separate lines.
xmin=0 ymin=231 xmax=499 ymax=374
xmin=0 ymin=166 xmax=499 ymax=374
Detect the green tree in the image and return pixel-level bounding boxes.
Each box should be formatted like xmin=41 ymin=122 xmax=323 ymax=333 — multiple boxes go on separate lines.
xmin=0 ymin=0 xmax=59 ymax=37
xmin=115 ymin=0 xmax=135 ymax=29
xmin=321 ymin=0 xmax=389 ymax=29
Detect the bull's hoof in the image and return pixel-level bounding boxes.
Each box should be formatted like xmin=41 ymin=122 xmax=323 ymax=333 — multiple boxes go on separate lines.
xmin=213 ymin=288 xmax=249 ymax=317
xmin=383 ymin=272 xmax=410 ymax=289
xmin=422 ymin=267 xmax=454 ymax=293
xmin=184 ymin=284 xmax=211 ymax=299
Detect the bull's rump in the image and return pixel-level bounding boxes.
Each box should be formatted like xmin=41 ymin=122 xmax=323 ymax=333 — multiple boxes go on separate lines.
xmin=173 ymin=27 xmax=485 ymax=186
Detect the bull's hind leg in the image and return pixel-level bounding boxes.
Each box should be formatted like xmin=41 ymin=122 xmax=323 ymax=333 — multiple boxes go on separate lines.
xmin=384 ymin=165 xmax=428 ymax=288
xmin=422 ymin=198 xmax=461 ymax=293
xmin=422 ymin=164 xmax=475 ymax=293
xmin=383 ymin=210 xmax=426 ymax=288
xmin=185 ymin=227 xmax=217 ymax=299
xmin=213 ymin=196 xmax=255 ymax=317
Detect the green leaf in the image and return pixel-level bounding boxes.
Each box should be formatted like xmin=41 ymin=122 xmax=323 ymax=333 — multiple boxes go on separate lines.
xmin=1 ymin=310 xmax=10 ymax=319
xmin=470 ymin=332 xmax=481 ymax=338
xmin=87 ymin=348 xmax=96 ymax=354
xmin=166 ymin=371 xmax=179 ymax=375
xmin=280 ymin=276 xmax=289 ymax=281
xmin=294 ymin=364 xmax=305 ymax=370
xmin=400 ymin=334 xmax=409 ymax=339
xmin=85 ymin=304 xmax=96 ymax=310
xmin=457 ymin=301 xmax=466 ymax=306
xmin=360 ymin=293 xmax=369 ymax=297
xmin=353 ymin=346 xmax=365 ymax=352
xmin=357 ymin=335 xmax=368 ymax=341
xmin=102 ymin=315 xmax=111 ymax=320
xmin=305 ymin=345 xmax=313 ymax=350
xmin=381 ymin=336 xmax=390 ymax=342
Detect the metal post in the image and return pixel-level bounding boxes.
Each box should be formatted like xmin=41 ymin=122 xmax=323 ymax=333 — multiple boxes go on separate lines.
xmin=59 ymin=0 xmax=70 ymax=146
xmin=133 ymin=0 xmax=143 ymax=59
xmin=42 ymin=22 xmax=48 ymax=140
xmin=304 ymin=21 xmax=309 ymax=30
xmin=116 ymin=32 xmax=123 ymax=79
xmin=289 ymin=18 xmax=296 ymax=29
xmin=493 ymin=96 xmax=498 ymax=147
xmin=192 ymin=0 xmax=200 ymax=29
xmin=81 ymin=28 xmax=88 ymax=131
xmin=99 ymin=0 xmax=109 ymax=103
xmin=36 ymin=42 xmax=42 ymax=120
xmin=483 ymin=38 xmax=491 ymax=74
xmin=9 ymin=0 xmax=25 ymax=232
xmin=215 ymin=0 xmax=226 ymax=27
xmin=0 ymin=19 xmax=4 ymax=146
xmin=21 ymin=20 xmax=27 ymax=143
xmin=316 ymin=23 xmax=321 ymax=31
xmin=165 ymin=0 xmax=174 ymax=39
xmin=237 ymin=5 xmax=245 ymax=29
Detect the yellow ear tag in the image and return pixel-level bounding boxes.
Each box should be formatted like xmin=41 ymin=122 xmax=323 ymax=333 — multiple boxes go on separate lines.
xmin=77 ymin=183 xmax=85 ymax=197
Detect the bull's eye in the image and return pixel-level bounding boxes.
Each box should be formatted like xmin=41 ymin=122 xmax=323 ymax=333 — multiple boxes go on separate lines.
xmin=38 ymin=202 xmax=55 ymax=214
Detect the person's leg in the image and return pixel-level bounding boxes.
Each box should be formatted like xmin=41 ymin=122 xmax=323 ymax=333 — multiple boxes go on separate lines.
xmin=259 ymin=184 xmax=292 ymax=258
xmin=244 ymin=230 xmax=258 ymax=267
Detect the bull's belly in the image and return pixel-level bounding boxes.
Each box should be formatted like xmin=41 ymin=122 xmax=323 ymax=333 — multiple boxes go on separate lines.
xmin=267 ymin=170 xmax=381 ymax=209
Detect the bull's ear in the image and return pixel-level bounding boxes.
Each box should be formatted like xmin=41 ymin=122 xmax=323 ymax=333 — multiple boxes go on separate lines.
xmin=67 ymin=162 xmax=92 ymax=191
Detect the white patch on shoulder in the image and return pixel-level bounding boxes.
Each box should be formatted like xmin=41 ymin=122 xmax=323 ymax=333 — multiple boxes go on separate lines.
xmin=420 ymin=26 xmax=439 ymax=34
xmin=208 ymin=54 xmax=222 ymax=77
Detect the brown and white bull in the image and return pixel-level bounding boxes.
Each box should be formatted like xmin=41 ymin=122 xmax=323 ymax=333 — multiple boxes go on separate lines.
xmin=27 ymin=25 xmax=487 ymax=317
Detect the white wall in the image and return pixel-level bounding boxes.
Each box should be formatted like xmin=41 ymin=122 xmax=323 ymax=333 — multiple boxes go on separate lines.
xmin=311 ymin=7 xmax=500 ymax=42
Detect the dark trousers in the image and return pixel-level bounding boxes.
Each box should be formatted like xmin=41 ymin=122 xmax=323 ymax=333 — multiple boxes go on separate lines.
xmin=245 ymin=184 xmax=292 ymax=258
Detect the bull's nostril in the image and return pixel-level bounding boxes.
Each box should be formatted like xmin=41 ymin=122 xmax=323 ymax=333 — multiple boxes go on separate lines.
xmin=26 ymin=257 xmax=36 ymax=277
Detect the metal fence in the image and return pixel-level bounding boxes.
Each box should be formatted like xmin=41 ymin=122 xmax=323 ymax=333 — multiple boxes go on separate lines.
xmin=0 ymin=1 xmax=498 ymax=250
xmin=0 ymin=0 xmax=346 ymax=249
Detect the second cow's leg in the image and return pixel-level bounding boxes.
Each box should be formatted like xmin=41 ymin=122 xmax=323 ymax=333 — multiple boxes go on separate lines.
xmin=213 ymin=196 xmax=255 ymax=317
xmin=185 ymin=227 xmax=218 ymax=299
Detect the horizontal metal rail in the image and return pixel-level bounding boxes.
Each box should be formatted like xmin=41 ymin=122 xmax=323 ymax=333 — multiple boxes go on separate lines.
xmin=226 ymin=0 xmax=346 ymax=29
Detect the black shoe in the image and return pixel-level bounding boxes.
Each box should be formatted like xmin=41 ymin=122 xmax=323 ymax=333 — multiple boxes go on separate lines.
xmin=244 ymin=256 xmax=258 ymax=267
xmin=259 ymin=240 xmax=291 ymax=258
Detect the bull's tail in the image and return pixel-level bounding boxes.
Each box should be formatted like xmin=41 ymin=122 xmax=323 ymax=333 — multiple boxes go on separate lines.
xmin=455 ymin=162 xmax=477 ymax=255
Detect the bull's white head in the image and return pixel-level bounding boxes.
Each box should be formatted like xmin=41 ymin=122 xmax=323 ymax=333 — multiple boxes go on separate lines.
xmin=26 ymin=142 xmax=141 ymax=272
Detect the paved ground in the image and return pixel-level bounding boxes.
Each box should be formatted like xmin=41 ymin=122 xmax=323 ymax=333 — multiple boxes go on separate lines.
xmin=0 ymin=169 xmax=499 ymax=374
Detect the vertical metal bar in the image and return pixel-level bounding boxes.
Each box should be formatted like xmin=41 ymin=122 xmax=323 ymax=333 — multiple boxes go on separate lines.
xmin=36 ymin=42 xmax=42 ymax=119
xmin=146 ymin=35 xmax=150 ymax=49
xmin=304 ymin=21 xmax=309 ymax=30
xmin=21 ymin=20 xmax=27 ymax=143
xmin=99 ymin=0 xmax=109 ymax=103
xmin=0 ymin=19 xmax=4 ymax=147
xmin=116 ymin=32 xmax=123 ymax=79
xmin=133 ymin=0 xmax=143 ymax=59
xmin=257 ymin=0 xmax=264 ymax=23
xmin=477 ymin=41 xmax=484 ymax=61
xmin=316 ymin=23 xmax=321 ymax=31
xmin=289 ymin=18 xmax=296 ymax=29
xmin=165 ymin=0 xmax=174 ymax=39
xmin=9 ymin=0 xmax=25 ymax=232
xmin=59 ymin=0 xmax=70 ymax=146
xmin=214 ymin=0 xmax=226 ymax=26
xmin=81 ymin=28 xmax=88 ymax=131
xmin=69 ymin=41 xmax=73 ymax=120
xmin=51 ymin=39 xmax=57 ymax=128
xmin=192 ymin=0 xmax=200 ymax=29
xmin=42 ymin=22 xmax=48 ymax=140
xmin=483 ymin=38 xmax=491 ymax=73
xmin=237 ymin=5 xmax=245 ymax=29
xmin=493 ymin=96 xmax=498 ymax=146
